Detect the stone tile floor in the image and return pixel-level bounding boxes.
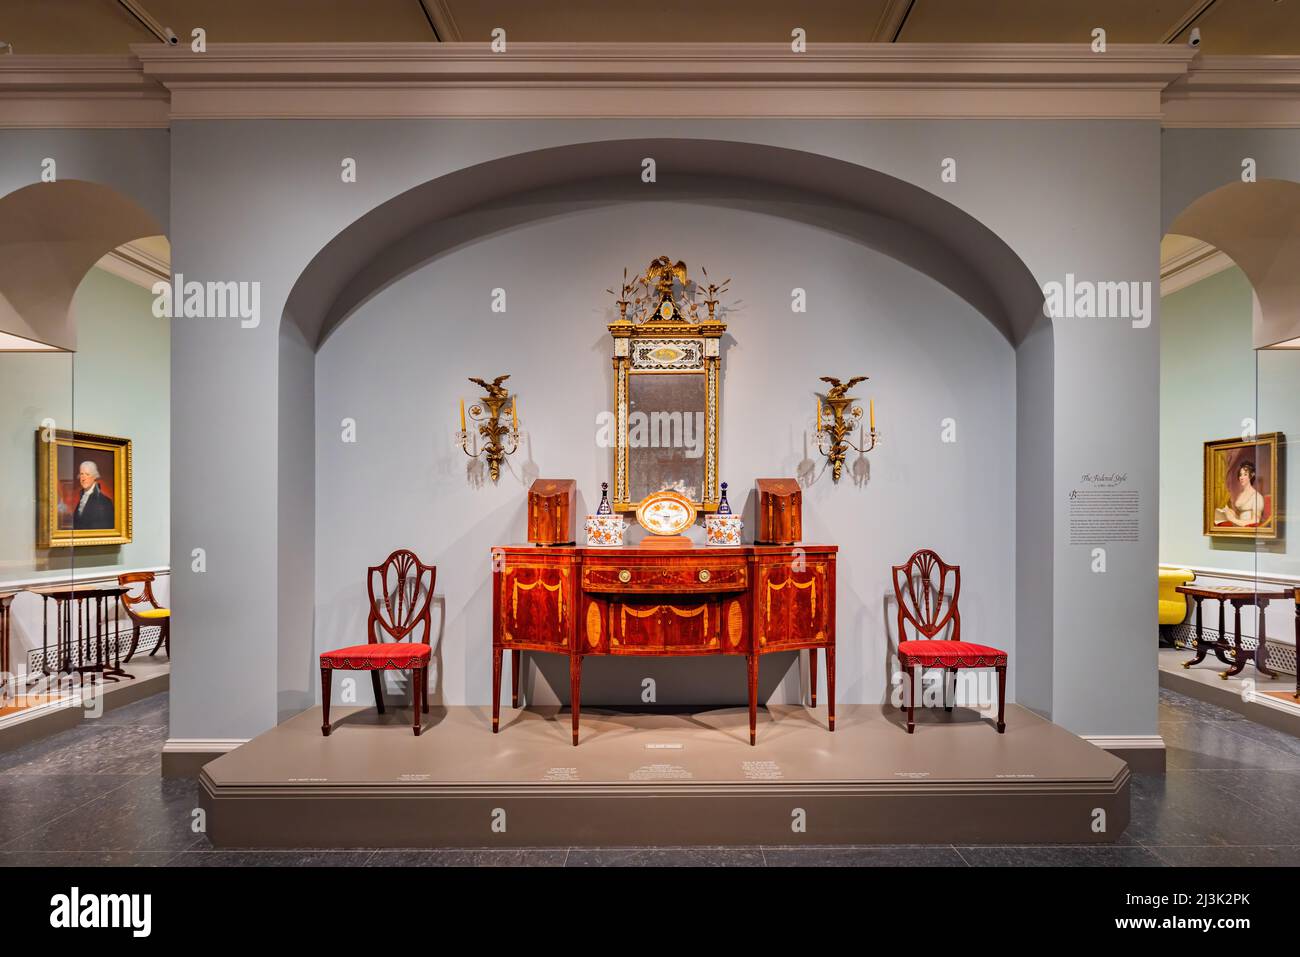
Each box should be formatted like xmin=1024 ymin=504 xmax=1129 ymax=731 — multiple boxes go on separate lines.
xmin=1 ymin=688 xmax=1297 ymax=866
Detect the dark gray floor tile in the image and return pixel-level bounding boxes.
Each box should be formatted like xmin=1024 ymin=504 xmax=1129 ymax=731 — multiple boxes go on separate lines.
xmin=7 ymin=774 xmax=206 ymax=853
xmin=366 ymin=848 xmax=568 ymax=866
xmin=565 ymin=846 xmax=765 ymax=867
xmin=1161 ymin=718 xmax=1300 ymax=771
xmin=1205 ymin=768 xmax=1300 ymax=822
xmin=170 ymin=850 xmax=375 ymax=867
xmin=1127 ymin=770 xmax=1300 ymax=846
xmin=1158 ymin=688 xmax=1245 ymax=723
xmin=763 ymin=845 xmax=967 ymax=867
xmin=0 ymin=851 xmax=179 ymax=867
xmin=0 ymin=773 xmax=138 ymax=847
xmin=0 ymin=725 xmax=163 ymax=776
xmin=93 ymin=692 xmax=168 ymax=728
xmin=956 ymin=845 xmax=1168 ymax=867
xmin=1149 ymin=844 xmax=1300 ymax=866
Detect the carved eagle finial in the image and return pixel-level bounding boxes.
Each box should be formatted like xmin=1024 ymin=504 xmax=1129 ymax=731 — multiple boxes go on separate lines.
xmin=819 ymin=375 xmax=868 ymax=399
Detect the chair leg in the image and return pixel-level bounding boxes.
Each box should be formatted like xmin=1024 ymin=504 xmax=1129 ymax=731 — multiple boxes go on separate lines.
xmin=907 ymin=664 xmax=916 ymax=733
xmin=996 ymin=664 xmax=1007 ymax=733
xmin=422 ymin=660 xmax=429 ymax=714
xmin=147 ymin=621 xmax=163 ymax=657
xmin=945 ymin=667 xmax=954 ymax=712
xmin=412 ymin=667 xmax=423 ymax=736
xmin=162 ymin=620 xmax=171 ymax=657
xmin=320 ymin=668 xmax=332 ymax=736
xmin=123 ymin=623 xmax=141 ymax=663
xmin=371 ymin=671 xmax=386 ymax=714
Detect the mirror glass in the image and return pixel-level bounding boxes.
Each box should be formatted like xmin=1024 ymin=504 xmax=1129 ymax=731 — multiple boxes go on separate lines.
xmin=627 ymin=372 xmax=706 ymax=503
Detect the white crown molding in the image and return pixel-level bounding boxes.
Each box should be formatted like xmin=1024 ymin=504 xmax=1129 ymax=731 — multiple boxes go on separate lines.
xmin=95 ymin=239 xmax=170 ymax=290
xmin=1163 ymin=55 xmax=1300 ymax=127
xmin=1160 ymin=238 xmax=1235 ymax=295
xmin=128 ymin=42 xmax=1195 ymax=120
xmin=0 ymin=54 xmax=168 ymax=128
xmin=14 ymin=45 xmax=1300 ymax=126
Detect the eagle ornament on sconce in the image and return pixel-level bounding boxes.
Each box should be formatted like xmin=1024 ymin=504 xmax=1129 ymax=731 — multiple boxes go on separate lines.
xmin=815 ymin=375 xmax=878 ymax=484
xmin=457 ymin=375 xmax=521 ymax=484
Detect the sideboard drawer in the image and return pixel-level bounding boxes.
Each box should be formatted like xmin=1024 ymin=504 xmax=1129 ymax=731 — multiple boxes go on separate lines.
xmin=582 ymin=560 xmax=747 ymax=594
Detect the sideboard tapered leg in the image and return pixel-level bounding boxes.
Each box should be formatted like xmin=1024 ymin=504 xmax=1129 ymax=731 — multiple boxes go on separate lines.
xmin=512 ymin=648 xmax=522 ymax=708
xmin=491 ymin=647 xmax=503 ymax=733
xmin=827 ymin=644 xmax=836 ymax=732
xmin=570 ymin=653 xmax=583 ymax=746
xmin=747 ymin=653 xmax=759 ymax=745
xmin=809 ymin=648 xmax=818 ymax=708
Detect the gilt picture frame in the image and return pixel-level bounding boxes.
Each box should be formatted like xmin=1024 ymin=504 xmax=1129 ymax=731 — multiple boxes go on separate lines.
xmin=36 ymin=429 xmax=133 ymax=547
xmin=1203 ymin=432 xmax=1283 ymax=540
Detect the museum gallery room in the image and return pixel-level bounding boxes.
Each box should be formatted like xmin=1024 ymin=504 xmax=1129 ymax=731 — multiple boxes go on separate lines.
xmin=2 ymin=0 xmax=1300 ymax=887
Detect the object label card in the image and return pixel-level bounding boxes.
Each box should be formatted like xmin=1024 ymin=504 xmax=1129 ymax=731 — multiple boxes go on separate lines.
xmin=543 ymin=767 xmax=579 ymax=782
xmin=629 ymin=763 xmax=693 ymax=781
xmin=742 ymin=760 xmax=783 ymax=780
xmin=1069 ymin=473 xmax=1139 ymax=545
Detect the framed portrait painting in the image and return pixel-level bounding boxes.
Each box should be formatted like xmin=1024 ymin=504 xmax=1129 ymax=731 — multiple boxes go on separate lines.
xmin=1203 ymin=432 xmax=1283 ymax=540
xmin=36 ymin=429 xmax=133 ymax=547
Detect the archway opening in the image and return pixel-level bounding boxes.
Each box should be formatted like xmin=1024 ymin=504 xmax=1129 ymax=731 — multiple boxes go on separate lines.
xmin=275 ymin=138 xmax=1051 ymax=724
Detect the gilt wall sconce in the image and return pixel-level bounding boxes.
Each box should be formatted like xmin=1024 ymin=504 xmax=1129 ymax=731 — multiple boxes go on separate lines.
xmin=458 ymin=375 xmax=520 ymax=484
xmin=815 ymin=375 xmax=878 ymax=484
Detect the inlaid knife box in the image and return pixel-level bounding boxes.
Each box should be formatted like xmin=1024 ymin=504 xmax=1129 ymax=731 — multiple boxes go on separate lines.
xmin=527 ymin=478 xmax=577 ymax=545
xmin=755 ymin=478 xmax=802 ymax=545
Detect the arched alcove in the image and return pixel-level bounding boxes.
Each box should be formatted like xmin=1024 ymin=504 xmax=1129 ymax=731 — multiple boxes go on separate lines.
xmin=274 ymin=138 xmax=1051 ymax=722
xmin=0 ymin=180 xmax=165 ymax=351
xmin=1167 ymin=179 xmax=1300 ymax=349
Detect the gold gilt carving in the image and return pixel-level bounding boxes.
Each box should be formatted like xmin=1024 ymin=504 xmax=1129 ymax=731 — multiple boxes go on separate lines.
xmin=458 ymin=374 xmax=521 ymax=483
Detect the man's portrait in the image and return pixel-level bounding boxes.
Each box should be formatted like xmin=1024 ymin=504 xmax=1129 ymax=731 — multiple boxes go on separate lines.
xmin=37 ymin=429 xmax=133 ymax=547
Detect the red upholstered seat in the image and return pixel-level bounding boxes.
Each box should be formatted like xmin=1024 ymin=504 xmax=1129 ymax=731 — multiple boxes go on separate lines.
xmin=320 ymin=642 xmax=431 ymax=671
xmin=897 ymin=639 xmax=1007 ymax=669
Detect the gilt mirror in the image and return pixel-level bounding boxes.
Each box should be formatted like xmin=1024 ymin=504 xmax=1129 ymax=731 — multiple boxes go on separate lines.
xmin=609 ymin=257 xmax=727 ymax=512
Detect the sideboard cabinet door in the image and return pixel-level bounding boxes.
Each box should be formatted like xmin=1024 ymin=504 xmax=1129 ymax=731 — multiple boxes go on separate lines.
xmin=755 ymin=559 xmax=831 ymax=650
xmin=496 ymin=558 xmax=574 ymax=652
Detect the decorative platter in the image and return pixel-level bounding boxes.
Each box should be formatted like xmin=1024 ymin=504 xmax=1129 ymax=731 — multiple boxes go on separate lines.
xmin=635 ymin=489 xmax=697 ymax=537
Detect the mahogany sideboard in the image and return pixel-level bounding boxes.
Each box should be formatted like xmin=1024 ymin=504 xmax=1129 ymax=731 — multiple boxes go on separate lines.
xmin=491 ymin=543 xmax=837 ymax=745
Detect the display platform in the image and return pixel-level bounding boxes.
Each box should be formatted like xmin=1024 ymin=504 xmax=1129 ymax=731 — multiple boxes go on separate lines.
xmin=201 ymin=701 xmax=1128 ymax=847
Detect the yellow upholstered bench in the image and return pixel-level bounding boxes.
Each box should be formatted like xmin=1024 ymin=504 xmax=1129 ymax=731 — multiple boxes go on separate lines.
xmin=1159 ymin=566 xmax=1195 ymax=645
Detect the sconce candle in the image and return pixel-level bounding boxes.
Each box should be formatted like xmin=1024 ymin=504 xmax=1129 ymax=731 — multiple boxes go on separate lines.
xmin=459 ymin=399 xmax=466 ymax=432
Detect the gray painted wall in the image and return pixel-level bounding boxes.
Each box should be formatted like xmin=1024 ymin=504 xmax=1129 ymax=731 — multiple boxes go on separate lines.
xmin=312 ymin=196 xmax=1015 ymax=708
xmin=160 ymin=117 xmax=1163 ymax=742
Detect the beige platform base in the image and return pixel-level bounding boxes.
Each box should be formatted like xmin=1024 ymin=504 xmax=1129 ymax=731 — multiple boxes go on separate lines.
xmin=201 ymin=701 xmax=1129 ymax=848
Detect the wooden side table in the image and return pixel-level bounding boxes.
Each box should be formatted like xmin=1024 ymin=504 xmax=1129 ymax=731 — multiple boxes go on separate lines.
xmin=0 ymin=591 xmax=16 ymax=677
xmin=1177 ymin=583 xmax=1291 ymax=680
xmin=26 ymin=584 xmax=133 ymax=683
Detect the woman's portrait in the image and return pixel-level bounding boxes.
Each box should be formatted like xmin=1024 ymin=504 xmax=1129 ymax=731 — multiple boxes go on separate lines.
xmin=1204 ymin=433 xmax=1283 ymax=540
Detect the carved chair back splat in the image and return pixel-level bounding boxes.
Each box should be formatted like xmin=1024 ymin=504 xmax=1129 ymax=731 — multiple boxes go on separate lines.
xmin=367 ymin=549 xmax=436 ymax=646
xmin=892 ymin=549 xmax=961 ymax=643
